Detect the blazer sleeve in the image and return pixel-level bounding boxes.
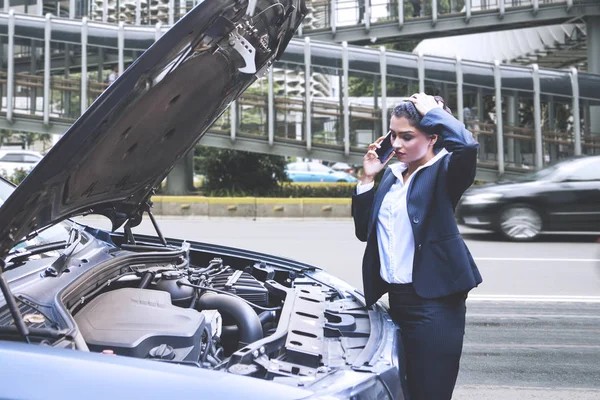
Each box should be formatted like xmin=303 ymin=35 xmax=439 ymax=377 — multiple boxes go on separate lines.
xmin=352 ymin=184 xmax=375 ymax=243
xmin=419 ymin=108 xmax=480 ymax=206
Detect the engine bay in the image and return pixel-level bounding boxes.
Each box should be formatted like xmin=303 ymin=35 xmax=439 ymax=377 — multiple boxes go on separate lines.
xmin=46 ymin=238 xmax=382 ymax=382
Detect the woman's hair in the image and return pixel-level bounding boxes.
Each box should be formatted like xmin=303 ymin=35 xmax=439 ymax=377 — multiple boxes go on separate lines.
xmin=391 ymin=95 xmax=452 ymax=125
xmin=391 ymin=95 xmax=452 ymax=152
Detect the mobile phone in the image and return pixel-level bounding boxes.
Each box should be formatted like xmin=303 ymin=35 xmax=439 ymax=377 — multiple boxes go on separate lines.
xmin=375 ymin=131 xmax=394 ymax=163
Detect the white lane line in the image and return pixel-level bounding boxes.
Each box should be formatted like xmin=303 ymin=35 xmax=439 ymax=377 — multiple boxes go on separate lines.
xmin=464 ymin=344 xmax=600 ymax=350
xmin=468 ymin=295 xmax=600 ymax=303
xmin=474 ymin=257 xmax=600 ymax=262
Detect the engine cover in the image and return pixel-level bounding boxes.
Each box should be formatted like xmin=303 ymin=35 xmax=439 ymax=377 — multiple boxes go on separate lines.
xmin=75 ymin=288 xmax=205 ymax=361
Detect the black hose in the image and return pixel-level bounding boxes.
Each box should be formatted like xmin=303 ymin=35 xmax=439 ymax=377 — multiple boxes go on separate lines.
xmin=138 ymin=271 xmax=155 ymax=289
xmin=221 ymin=310 xmax=277 ymax=337
xmin=189 ymin=289 xmax=199 ymax=309
xmin=259 ymin=310 xmax=277 ymax=325
xmin=196 ymin=292 xmax=263 ymax=346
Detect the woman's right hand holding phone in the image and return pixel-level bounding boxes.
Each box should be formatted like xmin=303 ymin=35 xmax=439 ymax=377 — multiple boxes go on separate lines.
xmin=361 ymin=135 xmax=392 ymax=185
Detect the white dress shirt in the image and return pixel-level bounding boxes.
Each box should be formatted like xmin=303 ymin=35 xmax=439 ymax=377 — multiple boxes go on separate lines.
xmin=356 ymin=149 xmax=448 ymax=283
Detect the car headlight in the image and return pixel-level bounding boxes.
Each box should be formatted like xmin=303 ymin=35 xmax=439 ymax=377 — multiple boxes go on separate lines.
xmin=304 ymin=377 xmax=392 ymax=400
xmin=461 ymin=192 xmax=503 ymax=205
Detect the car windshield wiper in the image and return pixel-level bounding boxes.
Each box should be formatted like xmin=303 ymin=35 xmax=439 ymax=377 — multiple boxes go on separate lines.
xmin=4 ymin=241 xmax=69 ymax=267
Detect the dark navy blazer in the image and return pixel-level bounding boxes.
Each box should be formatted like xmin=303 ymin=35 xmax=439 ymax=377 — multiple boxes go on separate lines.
xmin=352 ymin=108 xmax=483 ymax=307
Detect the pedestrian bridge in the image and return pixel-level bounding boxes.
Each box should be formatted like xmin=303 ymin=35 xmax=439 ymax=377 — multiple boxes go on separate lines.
xmin=299 ymin=0 xmax=600 ymax=44
xmin=0 ymin=9 xmax=598 ymax=181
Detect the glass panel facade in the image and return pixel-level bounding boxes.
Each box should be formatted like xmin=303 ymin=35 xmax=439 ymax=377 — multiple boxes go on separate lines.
xmin=310 ymin=65 xmax=342 ymax=147
xmin=542 ymin=95 xmax=573 ymax=164
xmin=463 ymin=85 xmax=497 ymax=166
xmin=272 ymin=62 xmax=306 ymax=143
xmin=12 ymin=37 xmax=41 ymax=118
xmin=237 ymin=77 xmax=268 ymax=138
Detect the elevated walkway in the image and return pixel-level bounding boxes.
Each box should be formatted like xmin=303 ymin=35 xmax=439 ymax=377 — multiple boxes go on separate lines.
xmin=299 ymin=0 xmax=600 ymax=44
xmin=0 ymin=10 xmax=598 ymax=182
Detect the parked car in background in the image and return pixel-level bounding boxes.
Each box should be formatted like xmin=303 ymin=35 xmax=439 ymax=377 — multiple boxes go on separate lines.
xmin=456 ymin=156 xmax=600 ymax=241
xmin=330 ymin=161 xmax=357 ymax=175
xmin=285 ymin=161 xmax=358 ymax=183
xmin=0 ymin=149 xmax=43 ymax=178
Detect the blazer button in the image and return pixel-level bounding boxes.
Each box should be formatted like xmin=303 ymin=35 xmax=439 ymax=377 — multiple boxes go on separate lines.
xmin=412 ymin=216 xmax=420 ymax=224
xmin=417 ymin=244 xmax=422 ymax=251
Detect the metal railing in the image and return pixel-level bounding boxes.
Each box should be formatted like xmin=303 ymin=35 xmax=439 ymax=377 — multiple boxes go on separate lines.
xmin=0 ymin=0 xmax=575 ymax=29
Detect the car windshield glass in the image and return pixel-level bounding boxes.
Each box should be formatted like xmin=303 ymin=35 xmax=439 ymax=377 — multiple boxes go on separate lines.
xmin=514 ymin=159 xmax=577 ymax=182
xmin=0 ymin=178 xmax=72 ymax=253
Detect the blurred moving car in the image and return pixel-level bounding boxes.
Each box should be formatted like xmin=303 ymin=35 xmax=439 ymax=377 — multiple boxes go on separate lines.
xmin=285 ymin=162 xmax=358 ymax=183
xmin=0 ymin=149 xmax=43 ymax=177
xmin=456 ymin=155 xmax=600 ymax=241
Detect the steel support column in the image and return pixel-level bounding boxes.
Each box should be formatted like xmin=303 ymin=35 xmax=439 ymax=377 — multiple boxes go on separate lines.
xmin=431 ymin=0 xmax=437 ymax=26
xmin=118 ymin=22 xmax=125 ymax=75
xmin=44 ymin=14 xmax=51 ymax=125
xmin=493 ymin=60 xmax=504 ymax=175
xmin=570 ymin=68 xmax=581 ymax=155
xmin=81 ymin=17 xmax=88 ymax=114
xmin=155 ymin=22 xmax=163 ymax=41
xmin=456 ymin=55 xmax=463 ymax=123
xmin=364 ymin=0 xmax=370 ymax=32
xmin=7 ymin=10 xmax=14 ymax=123
xmin=230 ymin=101 xmax=236 ymax=141
xmin=268 ymin=68 xmax=274 ymax=146
xmin=136 ymin=0 xmax=141 ymax=25
xmin=342 ymin=41 xmax=350 ymax=156
xmin=169 ymin=0 xmax=174 ymax=25
xmin=398 ymin=0 xmax=404 ymax=28
xmin=330 ymin=0 xmax=336 ymax=37
xmin=587 ymin=16 xmax=600 ymax=137
xmin=304 ymin=37 xmax=312 ymax=152
xmin=380 ymin=46 xmax=387 ymax=136
xmin=532 ymin=64 xmax=543 ymax=169
xmin=466 ymin=0 xmax=471 ymax=22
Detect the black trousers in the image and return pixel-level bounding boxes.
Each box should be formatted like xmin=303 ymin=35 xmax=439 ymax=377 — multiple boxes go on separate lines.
xmin=388 ymin=283 xmax=467 ymax=400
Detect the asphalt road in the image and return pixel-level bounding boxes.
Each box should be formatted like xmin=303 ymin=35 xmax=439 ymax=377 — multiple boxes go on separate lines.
xmin=77 ymin=216 xmax=600 ymax=399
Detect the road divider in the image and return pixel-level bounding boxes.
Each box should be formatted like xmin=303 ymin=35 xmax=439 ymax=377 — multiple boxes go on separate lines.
xmin=151 ymin=196 xmax=352 ymax=218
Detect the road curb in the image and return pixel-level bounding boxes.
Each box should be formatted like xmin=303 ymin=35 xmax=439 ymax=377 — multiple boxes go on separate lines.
xmin=151 ymin=196 xmax=352 ymax=218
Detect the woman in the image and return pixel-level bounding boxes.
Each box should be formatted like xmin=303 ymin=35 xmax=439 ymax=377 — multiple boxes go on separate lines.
xmin=352 ymin=93 xmax=483 ymax=400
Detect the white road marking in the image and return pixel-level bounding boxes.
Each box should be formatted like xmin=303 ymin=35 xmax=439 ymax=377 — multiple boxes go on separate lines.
xmin=468 ymin=295 xmax=600 ymax=303
xmin=474 ymin=257 xmax=600 ymax=263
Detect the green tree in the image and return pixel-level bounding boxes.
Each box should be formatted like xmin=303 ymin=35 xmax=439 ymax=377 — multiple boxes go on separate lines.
xmin=194 ymin=146 xmax=288 ymax=196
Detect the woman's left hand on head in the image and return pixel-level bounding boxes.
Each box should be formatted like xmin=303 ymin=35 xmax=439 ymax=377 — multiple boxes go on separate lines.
xmin=408 ymin=93 xmax=443 ymax=117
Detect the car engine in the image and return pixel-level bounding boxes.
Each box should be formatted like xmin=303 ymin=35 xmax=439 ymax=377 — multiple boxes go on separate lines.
xmin=75 ymin=288 xmax=205 ymax=361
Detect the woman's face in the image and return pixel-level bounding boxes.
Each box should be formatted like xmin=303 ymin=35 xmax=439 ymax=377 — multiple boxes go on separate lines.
xmin=388 ymin=116 xmax=437 ymax=164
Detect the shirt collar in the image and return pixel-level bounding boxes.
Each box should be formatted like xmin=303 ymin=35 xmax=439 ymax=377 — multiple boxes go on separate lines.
xmin=389 ymin=148 xmax=448 ymax=181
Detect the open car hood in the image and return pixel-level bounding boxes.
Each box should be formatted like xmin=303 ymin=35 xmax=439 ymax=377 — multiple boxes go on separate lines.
xmin=0 ymin=0 xmax=306 ymax=258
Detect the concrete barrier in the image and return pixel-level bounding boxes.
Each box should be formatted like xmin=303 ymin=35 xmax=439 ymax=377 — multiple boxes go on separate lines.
xmin=151 ymin=196 xmax=352 ymax=218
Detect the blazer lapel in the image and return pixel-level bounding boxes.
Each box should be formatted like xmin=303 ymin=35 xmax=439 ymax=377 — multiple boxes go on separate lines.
xmin=367 ymin=169 xmax=396 ymax=239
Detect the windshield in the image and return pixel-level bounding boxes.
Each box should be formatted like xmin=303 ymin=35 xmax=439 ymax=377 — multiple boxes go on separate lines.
xmin=0 ymin=178 xmax=72 ymax=253
xmin=513 ymin=158 xmax=585 ymax=182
